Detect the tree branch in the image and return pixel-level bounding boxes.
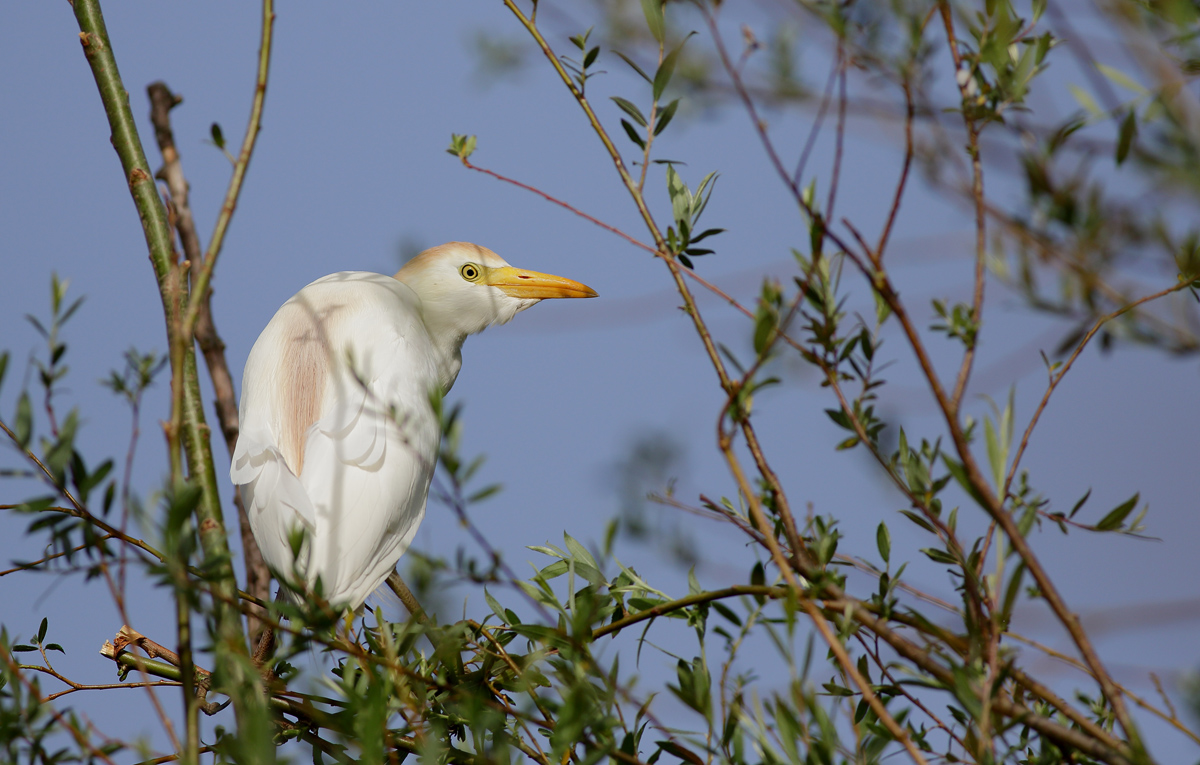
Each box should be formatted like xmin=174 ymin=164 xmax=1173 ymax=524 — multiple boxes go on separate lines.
xmin=69 ymin=0 xmax=265 ymax=752
xmin=146 ymin=80 xmax=271 ymax=640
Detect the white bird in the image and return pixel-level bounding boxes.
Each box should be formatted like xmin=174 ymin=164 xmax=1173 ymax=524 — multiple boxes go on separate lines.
xmin=230 ymin=242 xmax=596 ymax=610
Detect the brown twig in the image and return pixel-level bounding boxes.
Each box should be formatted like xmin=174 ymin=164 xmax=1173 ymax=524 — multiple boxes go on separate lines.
xmin=131 ymin=746 xmax=216 ymax=765
xmin=17 ymin=661 xmax=180 ymax=703
xmin=939 ymin=2 xmax=988 ymax=418
xmin=1003 ymin=280 xmax=1191 ymax=497
xmin=857 ymin=633 xmax=971 ymax=756
xmin=0 ymin=645 xmax=122 ymax=765
xmin=146 ymin=80 xmax=271 ymax=640
xmin=876 ymin=81 xmax=915 ymax=259
xmin=825 ymin=44 xmax=848 ymax=222
xmin=490 ymin=6 xmax=1147 ymax=762
xmin=181 ymin=0 xmax=275 ymax=340
xmin=793 ymin=47 xmax=841 ymax=188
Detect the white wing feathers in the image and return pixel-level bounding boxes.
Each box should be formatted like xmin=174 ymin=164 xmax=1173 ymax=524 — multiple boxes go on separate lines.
xmin=231 ymin=272 xmax=441 ymax=609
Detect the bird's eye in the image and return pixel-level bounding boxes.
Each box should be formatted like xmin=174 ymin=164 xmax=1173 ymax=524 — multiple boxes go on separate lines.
xmin=460 ymin=264 xmax=481 ymax=281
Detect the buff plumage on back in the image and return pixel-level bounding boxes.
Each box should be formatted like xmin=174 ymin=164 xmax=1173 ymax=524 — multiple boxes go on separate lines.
xmin=230 ymin=272 xmax=441 ymax=609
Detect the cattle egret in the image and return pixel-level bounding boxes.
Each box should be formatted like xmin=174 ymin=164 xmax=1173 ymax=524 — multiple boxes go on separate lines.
xmin=230 ymin=242 xmax=596 ymax=610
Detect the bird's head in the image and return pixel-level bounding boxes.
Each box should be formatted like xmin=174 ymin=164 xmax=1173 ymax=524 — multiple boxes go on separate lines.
xmin=393 ymin=242 xmax=597 ymax=338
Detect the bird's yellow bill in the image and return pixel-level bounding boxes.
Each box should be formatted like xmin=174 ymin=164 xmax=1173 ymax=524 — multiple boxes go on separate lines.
xmin=485 ymin=266 xmax=598 ymax=299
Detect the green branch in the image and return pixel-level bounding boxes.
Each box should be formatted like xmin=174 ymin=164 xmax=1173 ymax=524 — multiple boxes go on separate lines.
xmin=69 ymin=0 xmax=265 ymax=756
xmin=592 ymin=585 xmax=784 ymax=639
xmin=183 ymin=0 xmax=275 ymax=337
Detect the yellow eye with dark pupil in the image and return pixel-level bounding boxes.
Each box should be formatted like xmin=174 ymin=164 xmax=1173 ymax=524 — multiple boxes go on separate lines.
xmin=460 ymin=264 xmax=480 ymax=281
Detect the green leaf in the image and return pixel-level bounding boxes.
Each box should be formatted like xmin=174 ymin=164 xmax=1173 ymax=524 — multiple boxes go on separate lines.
xmin=653 ymin=34 xmax=694 ymax=102
xmin=568 ymin=30 xmax=590 ymax=51
xmin=583 ymin=46 xmax=600 ymax=69
xmin=14 ymin=392 xmax=32 ymax=449
xmin=37 ymin=618 xmax=47 ymax=644
xmin=689 ymin=227 xmax=723 ymax=244
xmin=1096 ymin=63 xmax=1147 ymax=94
xmin=1116 ymin=110 xmax=1137 ymax=165
xmin=873 ymin=289 xmax=892 ymax=326
xmin=876 ymin=522 xmax=890 ymax=565
xmin=611 ymin=97 xmax=648 ymax=127
xmin=209 ymin=122 xmax=225 ymax=149
xmin=1068 ymin=488 xmax=1091 ymax=519
xmin=640 ymin=0 xmax=665 ymax=44
xmin=942 ymin=455 xmax=990 ymax=508
xmin=564 ymin=532 xmax=600 ymax=572
xmin=613 ymin=50 xmax=653 ymax=83
xmin=711 ymin=601 xmax=741 ymax=626
xmin=621 ymin=119 xmax=647 ymax=150
xmin=467 ymin=483 xmax=501 ymax=504
xmin=484 ymin=588 xmax=508 ymax=623
xmin=60 ymin=295 xmax=85 ymax=326
xmin=822 ymin=681 xmax=855 ymax=696
xmin=656 ymin=741 xmax=704 ymax=765
xmin=446 ymin=133 xmax=477 ymax=159
xmin=653 ymin=98 xmax=680 ymax=136
xmin=899 ymin=509 xmax=935 ymax=534
xmin=1068 ymin=84 xmax=1102 ymax=117
xmin=921 ymin=547 xmax=958 ymax=566
xmin=0 ymin=351 xmax=8 ymax=393
xmin=1001 ymin=561 xmax=1027 ymax=625
xmin=1095 ymin=493 xmax=1139 ymax=531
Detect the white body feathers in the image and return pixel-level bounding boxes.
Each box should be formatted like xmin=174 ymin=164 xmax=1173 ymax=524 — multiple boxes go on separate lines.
xmin=231 ymin=272 xmax=441 ymax=608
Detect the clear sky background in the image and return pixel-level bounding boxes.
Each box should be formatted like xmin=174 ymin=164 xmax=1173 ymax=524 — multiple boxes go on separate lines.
xmin=2 ymin=1 xmax=1198 ymax=761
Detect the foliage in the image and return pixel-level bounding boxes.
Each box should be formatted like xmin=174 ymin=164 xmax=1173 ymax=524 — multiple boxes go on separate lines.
xmin=3 ymin=1 xmax=1200 ymax=764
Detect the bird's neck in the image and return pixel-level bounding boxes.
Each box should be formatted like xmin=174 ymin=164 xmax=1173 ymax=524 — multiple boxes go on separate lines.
xmin=424 ymin=319 xmax=466 ymax=393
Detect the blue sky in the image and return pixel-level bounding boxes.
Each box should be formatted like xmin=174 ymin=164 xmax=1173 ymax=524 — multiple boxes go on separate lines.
xmin=2 ymin=2 xmax=1198 ymax=760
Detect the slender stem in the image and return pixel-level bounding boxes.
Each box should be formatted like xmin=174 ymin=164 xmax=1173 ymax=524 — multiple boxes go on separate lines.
xmin=824 ymin=45 xmax=847 ymax=222
xmin=70 ymin=0 xmax=262 ymax=746
xmin=502 ymin=1 xmax=663 ymax=250
xmin=461 ymin=158 xmax=654 ymax=254
xmin=793 ymin=49 xmax=841 ymax=188
xmin=593 ymin=585 xmax=784 ymax=638
xmin=876 ymin=82 xmax=915 ymax=258
xmin=132 ymin=747 xmax=216 ymax=765
xmin=704 ymin=0 xmax=1141 ymax=745
xmin=0 ymin=646 xmax=122 ymax=765
xmin=636 ymin=41 xmax=666 ymax=193
xmin=501 ymin=0 xmax=741 ymax=419
xmin=803 ymin=599 xmax=930 ymax=765
xmin=1004 ymin=280 xmax=1191 ymax=496
xmin=940 ymin=2 xmax=988 ymax=417
xmin=147 ymin=79 xmax=272 ymax=638
xmin=1009 ymin=636 xmax=1200 ymax=748
xmin=495 ymin=6 xmax=1149 ymax=763
xmin=182 ymin=0 xmax=275 ymax=339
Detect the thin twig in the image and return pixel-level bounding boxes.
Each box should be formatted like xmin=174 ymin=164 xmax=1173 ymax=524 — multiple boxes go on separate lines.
xmin=876 ymin=82 xmax=915 ymax=259
xmin=825 ymin=45 xmax=847 ymax=222
xmin=71 ymin=0 xmax=261 ymax=738
xmin=146 ymin=80 xmax=271 ymax=639
xmin=1003 ymin=280 xmax=1191 ymax=497
xmin=182 ymin=0 xmax=275 ymax=339
xmin=793 ymin=47 xmax=841 ymax=188
xmin=941 ymin=1 xmax=988 ymax=418
xmin=1 ymin=646 xmax=122 ymax=765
